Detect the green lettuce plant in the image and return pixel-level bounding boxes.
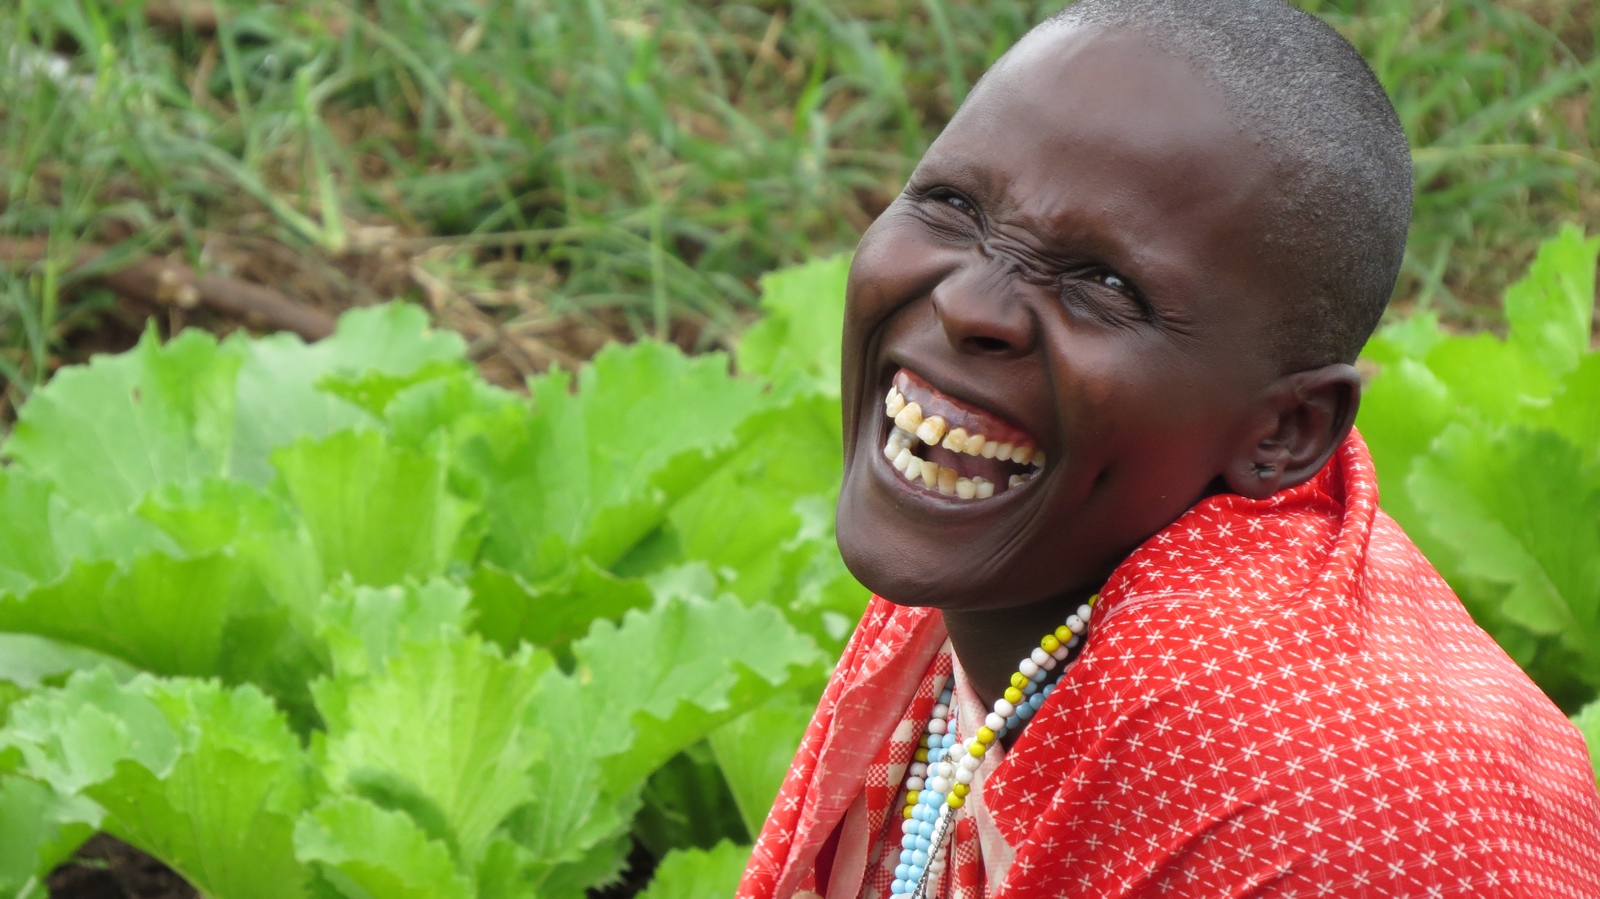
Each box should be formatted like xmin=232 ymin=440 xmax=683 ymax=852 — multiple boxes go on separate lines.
xmin=1358 ymin=224 xmax=1600 ymax=713
xmin=0 ymin=256 xmax=863 ymax=897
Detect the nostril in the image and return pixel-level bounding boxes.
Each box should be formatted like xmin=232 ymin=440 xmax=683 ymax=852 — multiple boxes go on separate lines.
xmin=964 ymin=335 xmax=1011 ymax=354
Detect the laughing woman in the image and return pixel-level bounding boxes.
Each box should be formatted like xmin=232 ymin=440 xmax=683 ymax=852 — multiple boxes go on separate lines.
xmin=737 ymin=1 xmax=1600 ymax=897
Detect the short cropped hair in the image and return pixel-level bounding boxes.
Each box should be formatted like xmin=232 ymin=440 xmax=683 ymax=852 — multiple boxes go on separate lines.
xmin=1041 ymin=0 xmax=1413 ymax=367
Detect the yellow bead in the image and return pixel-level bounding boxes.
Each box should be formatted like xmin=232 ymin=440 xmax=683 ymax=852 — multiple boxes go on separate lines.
xmin=1004 ymin=686 xmax=1023 ymax=705
xmin=952 ymin=782 xmax=970 ymax=797
xmin=1010 ymin=672 xmax=1029 ymax=689
xmin=968 ymin=741 xmax=987 ymax=758
xmin=904 ymin=804 xmax=916 ymax=818
xmin=907 ymin=790 xmax=920 ymax=804
xmin=947 ymin=794 xmax=966 ymax=809
xmin=1041 ymin=635 xmax=1060 ymax=653
xmin=1089 ymin=593 xmax=1100 ymax=606
xmin=1055 ymin=625 xmax=1072 ymax=643
xmin=914 ymin=748 xmax=928 ymax=762
xmin=977 ymin=726 xmax=996 ymax=745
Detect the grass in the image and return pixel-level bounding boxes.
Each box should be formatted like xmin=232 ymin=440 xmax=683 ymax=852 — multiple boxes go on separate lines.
xmin=0 ymin=0 xmax=1595 ymax=414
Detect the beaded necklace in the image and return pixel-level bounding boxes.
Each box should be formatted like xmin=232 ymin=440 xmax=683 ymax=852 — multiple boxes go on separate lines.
xmin=892 ymin=596 xmax=1097 ymax=898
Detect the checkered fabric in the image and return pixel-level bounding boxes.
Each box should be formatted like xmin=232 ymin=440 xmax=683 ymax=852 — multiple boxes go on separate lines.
xmin=737 ymin=431 xmax=1600 ymax=898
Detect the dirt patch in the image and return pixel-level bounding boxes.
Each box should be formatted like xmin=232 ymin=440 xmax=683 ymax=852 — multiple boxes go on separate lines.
xmin=47 ymin=835 xmax=197 ymax=899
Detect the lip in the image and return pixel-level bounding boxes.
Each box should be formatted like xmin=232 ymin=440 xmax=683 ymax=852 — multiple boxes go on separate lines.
xmin=868 ymin=363 xmax=1047 ymax=506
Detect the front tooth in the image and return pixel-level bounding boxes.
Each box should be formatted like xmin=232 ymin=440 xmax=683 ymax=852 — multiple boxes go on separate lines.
xmin=937 ymin=467 xmax=958 ymax=495
xmin=921 ymin=462 xmax=940 ymax=490
xmin=995 ymin=442 xmax=1014 ymax=461
xmin=884 ymin=438 xmax=898 ymax=459
xmin=980 ymin=440 xmax=999 ymax=459
xmin=1009 ymin=474 xmax=1025 ymax=489
xmin=916 ymin=415 xmax=947 ymax=446
xmin=955 ymin=478 xmax=976 ymax=499
xmin=1011 ymin=445 xmax=1033 ymax=465
xmin=894 ymin=402 xmax=923 ymax=433
xmin=886 ymin=388 xmax=906 ymax=417
xmin=975 ymin=479 xmax=995 ymax=498
xmin=905 ymin=457 xmax=924 ymax=481
xmin=964 ymin=433 xmax=986 ymax=456
xmin=941 ymin=427 xmax=969 ymax=452
xmin=893 ymin=447 xmax=914 ymax=471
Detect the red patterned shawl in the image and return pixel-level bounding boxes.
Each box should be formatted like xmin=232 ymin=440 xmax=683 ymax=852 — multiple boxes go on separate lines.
xmin=739 ymin=432 xmax=1600 ymax=898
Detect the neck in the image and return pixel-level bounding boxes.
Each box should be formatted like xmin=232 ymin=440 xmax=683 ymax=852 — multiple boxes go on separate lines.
xmin=940 ymin=588 xmax=1097 ymax=710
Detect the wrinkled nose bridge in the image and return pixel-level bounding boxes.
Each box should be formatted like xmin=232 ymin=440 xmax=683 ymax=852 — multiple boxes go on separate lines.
xmin=930 ymin=252 xmax=1037 ymax=357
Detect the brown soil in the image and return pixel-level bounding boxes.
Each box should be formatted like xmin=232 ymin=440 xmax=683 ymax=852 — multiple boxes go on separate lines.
xmin=47 ymin=835 xmax=196 ymax=899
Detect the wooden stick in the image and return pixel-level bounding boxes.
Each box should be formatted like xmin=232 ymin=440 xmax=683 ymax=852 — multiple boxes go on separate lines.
xmin=0 ymin=238 xmax=336 ymax=342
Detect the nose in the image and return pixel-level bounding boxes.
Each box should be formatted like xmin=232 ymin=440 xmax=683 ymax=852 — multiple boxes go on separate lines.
xmin=929 ymin=257 xmax=1037 ymax=358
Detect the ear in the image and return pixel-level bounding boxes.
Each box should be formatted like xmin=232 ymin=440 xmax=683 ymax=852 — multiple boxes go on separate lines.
xmin=1223 ymin=364 xmax=1361 ymax=500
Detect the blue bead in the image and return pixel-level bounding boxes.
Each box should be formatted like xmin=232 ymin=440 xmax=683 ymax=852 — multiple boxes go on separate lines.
xmin=912 ymin=850 xmax=928 ymax=866
xmin=901 ymin=849 xmax=915 ymax=865
xmin=1030 ymin=692 xmax=1046 ymax=709
xmin=1022 ymin=680 xmax=1037 ymax=696
xmin=928 ymin=748 xmax=943 ymax=763
xmin=1017 ymin=703 xmax=1035 ymax=720
xmin=919 ymin=820 xmax=934 ymax=836
xmin=896 ymin=864 xmax=910 ymax=880
xmin=909 ymin=866 xmax=924 ymax=881
xmin=943 ymin=733 xmax=958 ymax=748
xmin=1031 ymin=667 xmax=1048 ymax=682
xmin=902 ymin=833 xmax=918 ymax=849
xmin=916 ymin=836 xmax=931 ymax=851
xmin=891 ymin=881 xmax=907 ymax=895
xmin=1005 ymin=714 xmax=1021 ymax=729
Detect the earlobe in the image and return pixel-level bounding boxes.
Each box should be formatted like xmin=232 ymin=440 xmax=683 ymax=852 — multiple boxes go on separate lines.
xmin=1222 ymin=363 xmax=1361 ymax=500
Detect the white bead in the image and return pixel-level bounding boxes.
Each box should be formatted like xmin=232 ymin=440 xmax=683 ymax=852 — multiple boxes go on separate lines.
xmin=1018 ymin=659 xmax=1039 ymax=677
xmin=960 ymin=753 xmax=982 ymax=771
xmin=954 ymin=766 xmax=974 ymax=784
xmin=1078 ymin=604 xmax=1093 ymax=620
xmin=931 ymin=703 xmax=950 ymax=719
xmin=1051 ymin=644 xmax=1071 ymax=661
xmin=936 ymin=761 xmax=954 ymax=778
xmin=929 ymin=776 xmax=951 ymax=794
xmin=928 ymin=719 xmax=946 ymax=735
xmin=1040 ymin=654 xmax=1057 ymax=670
xmin=907 ymin=776 xmax=925 ymax=791
xmin=994 ymin=698 xmax=1015 ymax=717
xmin=985 ymin=712 xmax=1006 ymax=731
xmin=1030 ymin=647 xmax=1050 ymax=666
xmin=909 ymin=762 xmax=928 ymax=777
xmin=1066 ymin=615 xmax=1085 ymax=634
xmin=1067 ymin=635 xmax=1080 ymax=647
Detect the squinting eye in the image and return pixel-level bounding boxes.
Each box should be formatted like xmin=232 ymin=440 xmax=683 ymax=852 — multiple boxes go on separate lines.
xmin=1096 ymin=272 xmax=1130 ymax=293
xmin=943 ymin=194 xmax=972 ymax=213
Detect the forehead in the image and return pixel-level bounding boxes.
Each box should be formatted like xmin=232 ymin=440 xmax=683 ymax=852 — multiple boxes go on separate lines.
xmin=921 ymin=25 xmax=1278 ymax=286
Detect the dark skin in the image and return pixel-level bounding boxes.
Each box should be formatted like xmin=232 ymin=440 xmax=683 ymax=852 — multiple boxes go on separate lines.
xmin=834 ymin=24 xmax=1361 ymax=711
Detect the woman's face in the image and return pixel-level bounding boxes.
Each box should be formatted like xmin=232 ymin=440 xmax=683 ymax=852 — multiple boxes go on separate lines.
xmin=835 ymin=25 xmax=1293 ymax=611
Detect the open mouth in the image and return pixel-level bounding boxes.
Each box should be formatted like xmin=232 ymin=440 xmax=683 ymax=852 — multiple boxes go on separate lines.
xmin=879 ymin=368 xmax=1043 ymax=500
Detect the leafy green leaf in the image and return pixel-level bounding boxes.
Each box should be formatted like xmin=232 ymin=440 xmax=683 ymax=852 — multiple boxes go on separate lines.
xmin=1535 ymin=354 xmax=1600 ymax=459
xmin=468 ymin=559 xmax=653 ymax=656
xmin=0 ymin=550 xmax=268 ymax=678
xmin=573 ymin=594 xmax=825 ymax=796
xmin=633 ymin=743 xmax=749 ymax=860
xmin=0 ymin=773 xmax=98 ymax=896
xmin=229 ymin=304 xmax=468 ymax=484
xmin=1408 ymin=425 xmax=1600 ymax=677
xmin=3 ymin=672 xmax=317 ymax=898
xmin=736 ymin=254 xmax=851 ymax=397
xmin=2 ymin=327 xmax=243 ymax=515
xmin=315 ymin=578 xmax=472 ymax=678
xmin=313 ymin=636 xmax=552 ymax=866
xmin=465 ymin=341 xmax=768 ymax=579
xmin=637 ymin=841 xmax=751 ymax=899
xmin=274 ymin=429 xmax=479 ymax=588
xmin=1504 ymin=223 xmax=1599 ymax=379
xmin=0 ymin=634 xmax=137 ymax=690
xmin=293 ymin=795 xmax=474 ymax=899
xmin=710 ymin=695 xmax=816 ymax=837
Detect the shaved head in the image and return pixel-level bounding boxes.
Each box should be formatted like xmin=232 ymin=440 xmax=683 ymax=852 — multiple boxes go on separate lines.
xmin=1037 ymin=0 xmax=1413 ymax=367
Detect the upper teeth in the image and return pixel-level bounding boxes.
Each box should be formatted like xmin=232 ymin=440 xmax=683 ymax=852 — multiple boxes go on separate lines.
xmin=881 ymin=386 xmax=1044 ymax=500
